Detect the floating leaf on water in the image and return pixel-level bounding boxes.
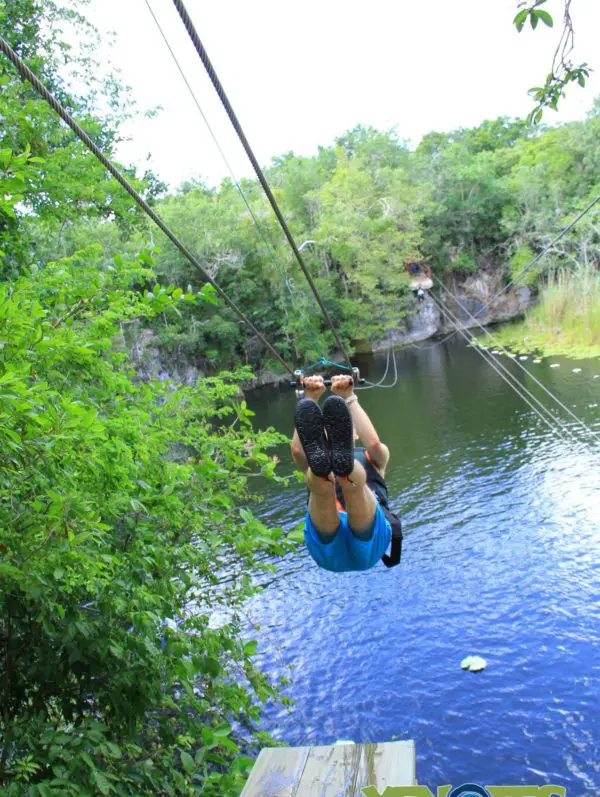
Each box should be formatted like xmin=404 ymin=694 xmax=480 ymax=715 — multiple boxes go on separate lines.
xmin=519 ymin=356 xmax=528 ymax=360
xmin=461 ymin=655 xmax=487 ymax=672
xmin=533 ymin=358 xmax=542 ymax=363
xmin=550 ymin=364 xmax=560 ymax=368
xmin=572 ymin=368 xmax=582 ymax=373
xmin=588 ymin=404 xmax=598 ymax=408
xmin=468 ymin=656 xmax=487 ymax=672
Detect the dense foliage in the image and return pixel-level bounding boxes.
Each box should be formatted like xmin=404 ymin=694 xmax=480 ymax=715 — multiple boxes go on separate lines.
xmin=0 ymin=247 xmax=292 ymax=796
xmin=4 ymin=4 xmax=599 ymax=375
xmin=30 ymin=108 xmax=599 ymax=372
xmin=1 ymin=3 xmax=293 ymax=795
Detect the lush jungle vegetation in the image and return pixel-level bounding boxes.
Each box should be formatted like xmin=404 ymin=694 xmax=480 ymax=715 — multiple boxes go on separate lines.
xmin=1 ymin=0 xmax=598 ymax=794
xmin=19 ymin=106 xmax=600 ymax=371
xmin=21 ymin=103 xmax=600 ymax=371
xmin=1 ymin=3 xmax=293 ymax=795
xmin=4 ymin=1 xmax=598 ymax=374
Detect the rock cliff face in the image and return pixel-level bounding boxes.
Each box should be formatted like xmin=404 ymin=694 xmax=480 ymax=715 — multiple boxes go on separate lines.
xmin=128 ymin=271 xmax=533 ymax=386
xmin=128 ymin=329 xmax=204 ymax=386
xmin=373 ymin=270 xmax=532 ymax=350
xmin=127 ymin=329 xmax=292 ymax=389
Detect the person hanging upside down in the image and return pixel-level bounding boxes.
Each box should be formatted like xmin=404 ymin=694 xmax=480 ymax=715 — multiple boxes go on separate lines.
xmin=291 ymin=374 xmax=402 ymax=573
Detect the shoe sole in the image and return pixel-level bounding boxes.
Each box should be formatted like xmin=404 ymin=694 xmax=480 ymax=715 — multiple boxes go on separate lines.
xmin=294 ymin=399 xmax=331 ymax=477
xmin=323 ymin=395 xmax=354 ymax=477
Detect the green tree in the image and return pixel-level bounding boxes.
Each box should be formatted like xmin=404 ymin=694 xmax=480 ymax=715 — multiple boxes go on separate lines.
xmin=0 ymin=245 xmax=292 ymax=795
xmin=0 ymin=0 xmax=159 ymax=277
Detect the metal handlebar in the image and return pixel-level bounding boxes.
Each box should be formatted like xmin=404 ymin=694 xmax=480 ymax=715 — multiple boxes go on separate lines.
xmin=289 ymin=377 xmax=365 ymax=388
xmin=291 ymin=367 xmax=362 ymax=398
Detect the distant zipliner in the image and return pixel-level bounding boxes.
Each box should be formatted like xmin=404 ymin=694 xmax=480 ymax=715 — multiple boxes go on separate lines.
xmin=406 ymin=260 xmax=433 ymax=293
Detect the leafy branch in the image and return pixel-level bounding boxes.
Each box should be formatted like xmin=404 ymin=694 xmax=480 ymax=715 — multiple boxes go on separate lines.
xmin=514 ymin=0 xmax=592 ymax=123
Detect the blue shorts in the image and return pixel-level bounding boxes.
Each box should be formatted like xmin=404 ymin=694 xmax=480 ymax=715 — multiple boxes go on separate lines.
xmin=304 ymin=504 xmax=392 ymax=573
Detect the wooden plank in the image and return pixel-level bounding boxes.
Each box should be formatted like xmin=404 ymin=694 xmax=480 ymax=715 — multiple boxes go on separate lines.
xmin=348 ymin=744 xmax=375 ymax=796
xmin=240 ymin=746 xmax=310 ymax=797
xmin=361 ymin=741 xmax=417 ymax=791
xmin=295 ymin=743 xmax=361 ymax=796
xmin=241 ymin=741 xmax=416 ymax=797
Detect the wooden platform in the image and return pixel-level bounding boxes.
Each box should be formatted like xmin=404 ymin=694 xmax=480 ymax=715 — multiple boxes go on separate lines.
xmin=240 ymin=740 xmax=416 ymax=796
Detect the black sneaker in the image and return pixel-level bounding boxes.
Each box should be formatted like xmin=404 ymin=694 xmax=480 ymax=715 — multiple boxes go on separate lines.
xmin=322 ymin=395 xmax=354 ymax=477
xmin=294 ymin=398 xmax=331 ymax=477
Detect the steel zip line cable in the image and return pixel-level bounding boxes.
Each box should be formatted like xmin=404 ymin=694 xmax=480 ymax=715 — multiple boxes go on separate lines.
xmin=429 ymin=295 xmax=583 ymax=448
xmin=431 ymin=292 xmax=588 ymax=448
xmin=0 ymin=36 xmax=295 ymax=377
xmin=473 ymin=194 xmax=600 ymax=319
xmin=429 ymin=292 xmax=586 ymax=448
xmin=170 ymin=0 xmax=353 ymax=371
xmin=143 ymin=0 xmax=326 ymax=358
xmin=433 ymin=275 xmax=600 ymax=445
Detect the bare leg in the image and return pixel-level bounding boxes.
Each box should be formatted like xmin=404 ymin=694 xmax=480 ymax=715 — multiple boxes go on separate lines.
xmin=306 ymin=469 xmax=339 ymax=539
xmin=338 ymin=459 xmax=377 ymax=540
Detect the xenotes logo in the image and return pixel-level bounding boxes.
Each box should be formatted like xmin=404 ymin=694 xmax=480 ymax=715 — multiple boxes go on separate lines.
xmin=361 ymin=785 xmax=566 ymax=797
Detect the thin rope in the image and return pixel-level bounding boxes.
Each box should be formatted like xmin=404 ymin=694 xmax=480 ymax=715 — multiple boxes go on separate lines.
xmin=356 ymin=346 xmax=400 ymax=390
xmin=143 ymin=0 xmax=326 ymax=358
xmin=429 ymin=293 xmax=586 ymax=448
xmin=354 ymin=348 xmax=390 ymax=389
xmin=171 ymin=0 xmax=353 ymax=370
xmin=144 ymin=0 xmax=258 ymax=235
xmin=474 ymin=195 xmax=600 ymax=319
xmin=0 ymin=35 xmax=295 ymax=376
xmin=433 ymin=276 xmax=600 ymax=445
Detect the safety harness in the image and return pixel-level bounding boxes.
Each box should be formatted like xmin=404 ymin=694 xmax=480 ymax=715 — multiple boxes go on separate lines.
xmin=335 ymin=448 xmax=403 ymax=568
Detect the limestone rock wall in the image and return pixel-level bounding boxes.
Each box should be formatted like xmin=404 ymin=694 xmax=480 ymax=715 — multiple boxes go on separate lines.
xmin=127 ymin=328 xmax=205 ymax=386
xmin=373 ymin=270 xmax=532 ymax=351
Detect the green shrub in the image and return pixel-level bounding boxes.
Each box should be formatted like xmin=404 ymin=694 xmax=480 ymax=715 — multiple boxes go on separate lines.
xmin=449 ymin=252 xmax=478 ymax=272
xmin=531 ymin=266 xmax=600 ymax=346
xmin=509 ymin=244 xmax=539 ymax=287
xmin=0 ymin=247 xmax=291 ymax=795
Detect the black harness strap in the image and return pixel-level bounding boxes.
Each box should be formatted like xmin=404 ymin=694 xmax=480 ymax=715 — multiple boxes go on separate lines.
xmin=336 ymin=448 xmax=403 ymax=568
xmin=380 ymin=506 xmax=403 ymax=568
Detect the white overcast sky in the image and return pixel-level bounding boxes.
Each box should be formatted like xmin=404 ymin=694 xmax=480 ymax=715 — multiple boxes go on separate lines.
xmin=85 ymin=0 xmax=599 ymax=189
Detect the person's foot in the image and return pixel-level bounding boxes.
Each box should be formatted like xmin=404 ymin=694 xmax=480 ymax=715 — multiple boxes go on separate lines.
xmin=294 ymin=398 xmax=331 ymax=477
xmin=322 ymin=395 xmax=354 ymax=477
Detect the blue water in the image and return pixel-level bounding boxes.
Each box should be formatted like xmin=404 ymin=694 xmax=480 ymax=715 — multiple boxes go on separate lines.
xmin=244 ymin=340 xmax=600 ymax=795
